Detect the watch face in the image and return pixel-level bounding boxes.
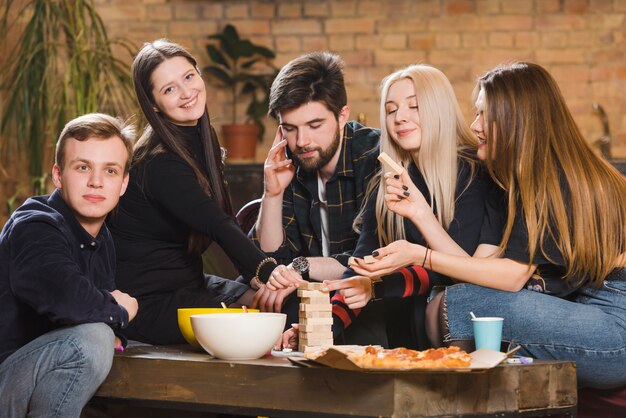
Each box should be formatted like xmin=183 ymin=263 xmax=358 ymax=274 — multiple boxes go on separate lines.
xmin=293 ymin=256 xmax=309 ymax=273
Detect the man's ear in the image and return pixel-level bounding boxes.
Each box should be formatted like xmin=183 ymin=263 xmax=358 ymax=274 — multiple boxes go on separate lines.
xmin=338 ymin=105 xmax=351 ymax=130
xmin=52 ymin=164 xmax=62 ymax=189
xmin=119 ymin=173 xmax=130 ymax=197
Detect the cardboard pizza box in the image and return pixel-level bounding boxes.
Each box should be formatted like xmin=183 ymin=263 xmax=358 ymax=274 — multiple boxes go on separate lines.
xmin=290 ymin=345 xmax=512 ymax=373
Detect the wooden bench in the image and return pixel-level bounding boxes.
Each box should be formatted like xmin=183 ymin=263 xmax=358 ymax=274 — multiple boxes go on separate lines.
xmin=91 ymin=345 xmax=577 ymax=417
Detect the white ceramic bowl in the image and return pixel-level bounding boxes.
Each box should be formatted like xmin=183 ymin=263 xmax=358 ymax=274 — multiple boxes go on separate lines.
xmin=190 ymin=312 xmax=286 ymax=360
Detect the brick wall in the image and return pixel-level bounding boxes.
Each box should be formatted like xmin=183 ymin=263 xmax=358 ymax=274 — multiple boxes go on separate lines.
xmin=94 ymin=0 xmax=626 ymax=160
xmin=1 ymin=0 xmax=625 ymax=224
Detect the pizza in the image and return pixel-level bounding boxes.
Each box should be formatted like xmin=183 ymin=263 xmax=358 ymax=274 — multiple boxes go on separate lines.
xmin=346 ymin=345 xmax=472 ymax=369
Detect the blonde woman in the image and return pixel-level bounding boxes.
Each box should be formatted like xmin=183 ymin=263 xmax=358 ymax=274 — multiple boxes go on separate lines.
xmin=320 ymin=64 xmax=489 ymax=348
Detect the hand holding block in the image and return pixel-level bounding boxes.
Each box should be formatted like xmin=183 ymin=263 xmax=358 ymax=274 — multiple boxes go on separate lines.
xmin=377 ymin=152 xmax=404 ymax=175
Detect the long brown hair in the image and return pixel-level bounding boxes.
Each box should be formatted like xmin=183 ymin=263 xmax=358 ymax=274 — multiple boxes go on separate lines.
xmin=478 ymin=62 xmax=626 ymax=286
xmin=132 ymin=39 xmax=233 ymax=253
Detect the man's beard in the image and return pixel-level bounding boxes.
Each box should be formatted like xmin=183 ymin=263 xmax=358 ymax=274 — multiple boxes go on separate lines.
xmin=294 ymin=126 xmax=341 ymax=172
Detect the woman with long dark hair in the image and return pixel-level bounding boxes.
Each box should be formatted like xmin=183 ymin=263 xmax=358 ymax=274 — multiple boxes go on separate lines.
xmin=108 ymin=39 xmax=281 ymax=345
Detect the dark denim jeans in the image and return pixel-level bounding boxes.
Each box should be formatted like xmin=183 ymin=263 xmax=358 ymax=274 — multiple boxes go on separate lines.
xmin=443 ymin=268 xmax=626 ymax=389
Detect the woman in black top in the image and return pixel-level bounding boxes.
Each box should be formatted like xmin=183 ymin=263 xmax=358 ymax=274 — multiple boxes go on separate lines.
xmin=314 ymin=65 xmax=489 ymax=348
xmin=108 ymin=39 xmax=280 ymax=345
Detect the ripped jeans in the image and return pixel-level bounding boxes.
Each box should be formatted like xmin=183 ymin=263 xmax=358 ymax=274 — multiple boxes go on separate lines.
xmin=442 ymin=268 xmax=626 ymax=389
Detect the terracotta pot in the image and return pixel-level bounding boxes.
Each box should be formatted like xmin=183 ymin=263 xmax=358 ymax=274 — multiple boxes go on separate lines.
xmin=221 ymin=124 xmax=259 ymax=160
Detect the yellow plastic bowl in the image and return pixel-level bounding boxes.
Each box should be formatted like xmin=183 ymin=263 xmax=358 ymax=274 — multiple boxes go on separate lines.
xmin=177 ymin=308 xmax=259 ymax=349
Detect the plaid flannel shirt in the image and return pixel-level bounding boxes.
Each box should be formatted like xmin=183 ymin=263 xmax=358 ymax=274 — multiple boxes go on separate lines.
xmin=251 ymin=121 xmax=380 ymax=266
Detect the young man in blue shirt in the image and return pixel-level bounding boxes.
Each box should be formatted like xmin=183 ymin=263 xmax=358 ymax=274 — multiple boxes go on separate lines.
xmin=0 ymin=113 xmax=138 ymax=417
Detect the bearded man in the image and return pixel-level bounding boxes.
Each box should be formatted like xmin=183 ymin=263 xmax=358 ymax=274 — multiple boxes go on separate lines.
xmin=250 ymin=52 xmax=386 ymax=345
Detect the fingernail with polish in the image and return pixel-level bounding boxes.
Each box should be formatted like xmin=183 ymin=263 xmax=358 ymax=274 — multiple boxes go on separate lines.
xmin=397 ymin=195 xmax=403 ymax=199
xmin=402 ymin=185 xmax=408 ymax=191
xmin=394 ymin=175 xmax=400 ymax=179
xmin=403 ymin=191 xmax=410 ymax=197
xmin=372 ymin=251 xmax=380 ymax=257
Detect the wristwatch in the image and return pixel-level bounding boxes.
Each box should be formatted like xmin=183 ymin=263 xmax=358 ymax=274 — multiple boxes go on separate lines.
xmin=292 ymin=256 xmax=310 ymax=281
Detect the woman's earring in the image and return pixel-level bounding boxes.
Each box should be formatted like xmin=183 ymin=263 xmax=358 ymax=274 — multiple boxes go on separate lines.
xmin=153 ymin=107 xmax=159 ymax=113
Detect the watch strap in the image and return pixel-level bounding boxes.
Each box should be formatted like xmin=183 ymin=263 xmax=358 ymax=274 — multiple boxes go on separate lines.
xmin=371 ymin=278 xmax=385 ymax=302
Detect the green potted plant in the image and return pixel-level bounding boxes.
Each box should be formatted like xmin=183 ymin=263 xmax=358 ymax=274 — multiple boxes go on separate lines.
xmin=0 ymin=0 xmax=135 ymax=216
xmin=204 ymin=24 xmax=278 ymax=160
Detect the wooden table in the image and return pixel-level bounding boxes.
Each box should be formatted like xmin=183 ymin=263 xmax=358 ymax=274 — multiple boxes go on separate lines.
xmin=93 ymin=345 xmax=577 ymax=417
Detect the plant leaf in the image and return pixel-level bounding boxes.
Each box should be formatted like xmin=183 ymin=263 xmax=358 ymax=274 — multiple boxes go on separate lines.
xmin=240 ymin=58 xmax=261 ymax=69
xmin=252 ymin=44 xmax=275 ymax=59
xmin=204 ymin=66 xmax=233 ymax=85
xmin=205 ymin=44 xmax=230 ymax=69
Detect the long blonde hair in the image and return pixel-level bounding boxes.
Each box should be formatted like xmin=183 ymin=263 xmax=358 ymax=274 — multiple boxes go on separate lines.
xmin=373 ymin=64 xmax=477 ymax=245
xmin=479 ymin=62 xmax=626 ymax=286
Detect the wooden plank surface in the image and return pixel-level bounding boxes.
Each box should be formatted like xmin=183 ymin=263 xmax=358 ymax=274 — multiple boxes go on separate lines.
xmin=94 ymin=345 xmax=577 ymax=417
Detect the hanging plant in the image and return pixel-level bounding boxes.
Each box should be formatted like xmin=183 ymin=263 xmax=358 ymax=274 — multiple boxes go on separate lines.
xmin=0 ymin=0 xmax=136 ymax=180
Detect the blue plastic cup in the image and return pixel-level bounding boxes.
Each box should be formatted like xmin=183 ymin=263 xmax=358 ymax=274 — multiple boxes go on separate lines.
xmin=472 ymin=317 xmax=504 ymax=351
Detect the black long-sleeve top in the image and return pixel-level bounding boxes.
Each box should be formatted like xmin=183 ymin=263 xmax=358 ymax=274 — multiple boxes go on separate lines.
xmin=332 ymin=161 xmax=488 ymax=333
xmin=108 ymin=125 xmax=267 ymax=298
xmin=0 ymin=190 xmax=128 ymax=363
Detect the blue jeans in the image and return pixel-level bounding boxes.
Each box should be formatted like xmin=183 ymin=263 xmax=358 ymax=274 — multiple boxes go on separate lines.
xmin=0 ymin=323 xmax=114 ymax=418
xmin=443 ymin=268 xmax=626 ymax=389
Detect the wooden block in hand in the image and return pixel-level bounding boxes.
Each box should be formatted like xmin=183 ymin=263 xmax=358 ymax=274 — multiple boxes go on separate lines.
xmin=377 ymin=152 xmax=404 ymax=175
xmin=363 ymin=255 xmax=377 ymax=264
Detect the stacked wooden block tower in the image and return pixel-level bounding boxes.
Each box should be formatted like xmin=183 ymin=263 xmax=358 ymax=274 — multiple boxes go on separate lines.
xmin=298 ymin=282 xmax=333 ymax=352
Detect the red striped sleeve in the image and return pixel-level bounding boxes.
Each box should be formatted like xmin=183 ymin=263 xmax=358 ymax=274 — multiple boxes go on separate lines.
xmin=401 ymin=268 xmax=414 ymax=298
xmin=331 ymin=293 xmax=361 ymax=328
xmin=415 ymin=266 xmax=430 ymax=295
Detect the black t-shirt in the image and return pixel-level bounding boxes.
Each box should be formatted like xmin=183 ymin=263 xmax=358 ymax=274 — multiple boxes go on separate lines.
xmin=478 ymin=182 xmax=581 ymax=298
xmin=478 ymin=180 xmax=506 ymax=247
